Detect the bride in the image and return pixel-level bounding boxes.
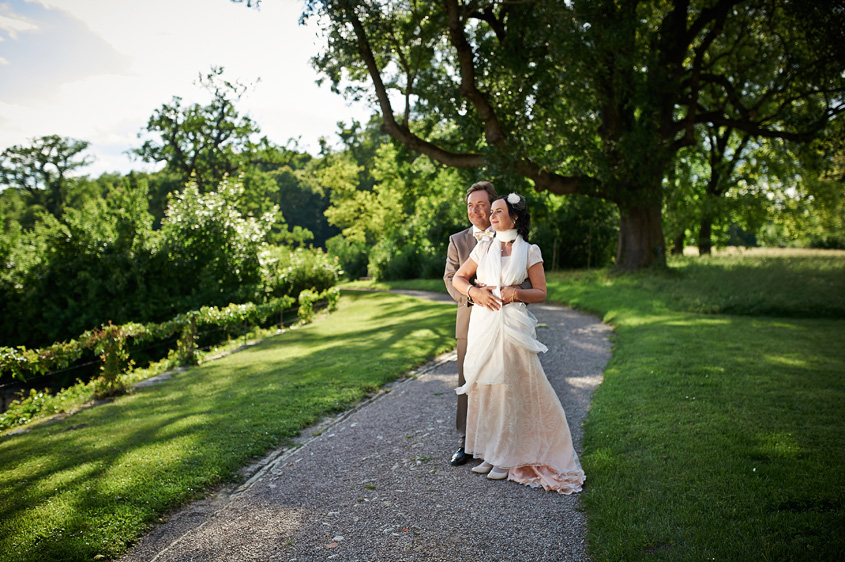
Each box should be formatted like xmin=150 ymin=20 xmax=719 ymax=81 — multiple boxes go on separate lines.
xmin=450 ymin=193 xmax=585 ymax=494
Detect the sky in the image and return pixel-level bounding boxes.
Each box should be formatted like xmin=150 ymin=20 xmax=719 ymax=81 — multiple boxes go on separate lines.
xmin=0 ymin=0 xmax=373 ymax=177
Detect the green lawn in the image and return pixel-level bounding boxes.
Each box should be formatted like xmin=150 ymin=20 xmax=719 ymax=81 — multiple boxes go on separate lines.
xmin=342 ymin=278 xmax=448 ymax=293
xmin=0 ymin=291 xmax=455 ymax=562
xmin=545 ymin=251 xmax=845 ymax=561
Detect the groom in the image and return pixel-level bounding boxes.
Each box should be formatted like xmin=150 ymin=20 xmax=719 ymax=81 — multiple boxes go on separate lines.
xmin=443 ymin=181 xmax=498 ymax=466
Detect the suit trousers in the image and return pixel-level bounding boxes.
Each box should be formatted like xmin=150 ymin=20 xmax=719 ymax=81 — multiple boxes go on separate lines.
xmin=456 ymin=336 xmax=468 ymax=444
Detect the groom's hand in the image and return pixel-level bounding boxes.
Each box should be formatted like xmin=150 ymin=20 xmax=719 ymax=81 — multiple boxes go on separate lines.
xmin=473 ymin=285 xmax=502 ymax=311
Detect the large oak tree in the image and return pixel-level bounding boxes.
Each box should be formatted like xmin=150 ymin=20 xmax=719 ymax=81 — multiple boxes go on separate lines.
xmin=133 ymin=67 xmax=263 ymax=192
xmin=288 ymin=0 xmax=843 ymax=269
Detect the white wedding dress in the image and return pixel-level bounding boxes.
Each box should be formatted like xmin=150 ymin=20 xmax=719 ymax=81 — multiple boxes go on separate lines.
xmin=457 ymin=236 xmax=585 ymax=494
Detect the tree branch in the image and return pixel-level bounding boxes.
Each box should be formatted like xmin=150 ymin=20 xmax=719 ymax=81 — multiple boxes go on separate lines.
xmin=339 ymin=0 xmax=483 ymax=167
xmin=385 ymin=28 xmax=413 ymax=127
xmin=694 ymin=110 xmax=820 ymax=143
xmin=513 ymin=160 xmax=597 ymax=196
xmin=675 ymin=6 xmax=729 ymax=149
xmin=444 ymin=0 xmax=507 ymax=147
xmin=337 ymin=1 xmax=596 ymax=193
xmin=686 ymin=0 xmax=743 ymax=46
xmin=468 ymin=5 xmax=505 ymax=42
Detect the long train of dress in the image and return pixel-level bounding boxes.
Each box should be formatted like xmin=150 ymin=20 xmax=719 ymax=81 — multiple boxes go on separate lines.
xmin=464 ymin=332 xmax=585 ymax=494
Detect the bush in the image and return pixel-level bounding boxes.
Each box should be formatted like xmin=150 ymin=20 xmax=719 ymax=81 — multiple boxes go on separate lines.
xmin=159 ymin=181 xmax=272 ymax=311
xmin=367 ymin=238 xmax=443 ymax=281
xmin=296 ymin=289 xmax=319 ymax=323
xmin=326 ymin=234 xmax=368 ymax=280
xmin=531 ymin=195 xmax=618 ymax=269
xmin=0 ymin=178 xmax=281 ymax=348
xmin=264 ymin=246 xmax=341 ymax=299
xmin=808 ymin=234 xmax=845 ymax=250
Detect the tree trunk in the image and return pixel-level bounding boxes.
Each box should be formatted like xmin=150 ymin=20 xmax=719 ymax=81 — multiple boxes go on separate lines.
xmin=698 ymin=217 xmax=713 ymax=256
xmin=671 ymin=232 xmax=686 ymax=256
xmin=616 ymin=201 xmax=667 ymax=270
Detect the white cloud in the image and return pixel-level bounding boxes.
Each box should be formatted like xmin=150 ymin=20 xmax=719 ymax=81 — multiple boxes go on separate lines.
xmin=0 ymin=7 xmax=39 ymax=39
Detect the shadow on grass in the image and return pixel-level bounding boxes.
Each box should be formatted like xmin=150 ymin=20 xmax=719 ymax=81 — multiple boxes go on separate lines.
xmin=0 ymin=291 xmax=456 ymax=562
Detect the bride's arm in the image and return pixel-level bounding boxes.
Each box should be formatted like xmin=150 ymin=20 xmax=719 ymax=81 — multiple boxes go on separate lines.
xmin=451 ymin=258 xmax=477 ymax=298
xmin=502 ymin=262 xmax=546 ymax=304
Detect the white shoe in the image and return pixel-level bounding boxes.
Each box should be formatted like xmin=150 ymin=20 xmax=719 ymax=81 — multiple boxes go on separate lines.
xmin=471 ymin=461 xmax=493 ymax=474
xmin=487 ymin=467 xmax=509 ymax=480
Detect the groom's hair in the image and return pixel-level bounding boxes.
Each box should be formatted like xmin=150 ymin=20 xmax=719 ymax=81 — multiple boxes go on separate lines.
xmin=466 ymin=181 xmax=498 ymax=204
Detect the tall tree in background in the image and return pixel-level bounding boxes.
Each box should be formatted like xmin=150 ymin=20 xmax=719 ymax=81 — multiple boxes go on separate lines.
xmin=133 ymin=67 xmax=262 ymax=192
xmin=288 ymin=0 xmax=844 ymax=270
xmin=696 ymin=125 xmax=752 ymax=255
xmin=0 ymin=135 xmax=92 ymax=219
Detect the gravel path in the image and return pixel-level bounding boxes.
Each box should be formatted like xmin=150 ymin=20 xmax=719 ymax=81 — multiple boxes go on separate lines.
xmin=121 ymin=295 xmax=611 ymax=562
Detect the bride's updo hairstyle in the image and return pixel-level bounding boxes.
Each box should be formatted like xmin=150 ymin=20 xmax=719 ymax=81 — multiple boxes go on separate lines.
xmin=497 ymin=192 xmax=531 ymax=241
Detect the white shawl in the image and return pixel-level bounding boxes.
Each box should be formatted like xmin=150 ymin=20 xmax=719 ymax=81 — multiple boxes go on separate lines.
xmin=456 ymin=236 xmax=548 ymax=395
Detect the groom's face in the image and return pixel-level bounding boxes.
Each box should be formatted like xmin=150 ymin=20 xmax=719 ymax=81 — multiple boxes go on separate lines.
xmin=467 ymin=190 xmax=492 ymax=230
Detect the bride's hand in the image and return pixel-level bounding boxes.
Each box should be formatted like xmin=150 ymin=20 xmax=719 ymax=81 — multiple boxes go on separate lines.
xmin=472 ymin=285 xmax=502 ymax=311
xmin=500 ymin=286 xmax=520 ymax=304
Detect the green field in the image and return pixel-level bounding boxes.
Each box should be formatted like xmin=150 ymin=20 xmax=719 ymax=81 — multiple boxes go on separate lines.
xmin=548 ymin=250 xmax=845 ymax=561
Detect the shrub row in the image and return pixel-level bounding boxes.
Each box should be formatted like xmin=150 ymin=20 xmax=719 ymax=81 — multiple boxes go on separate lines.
xmin=0 ymin=287 xmax=340 ymax=385
xmin=0 ymin=287 xmax=340 ymax=432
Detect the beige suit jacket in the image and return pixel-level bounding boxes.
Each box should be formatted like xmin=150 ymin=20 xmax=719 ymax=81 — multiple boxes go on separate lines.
xmin=443 ymin=227 xmax=477 ymax=339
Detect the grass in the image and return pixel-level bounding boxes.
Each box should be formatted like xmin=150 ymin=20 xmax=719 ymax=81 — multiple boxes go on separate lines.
xmin=545 ymin=251 xmax=845 ymax=561
xmin=341 ymin=277 xmax=448 ymax=293
xmin=1 ymin=321 xmax=297 ymax=434
xmin=0 ymin=291 xmax=455 ymax=562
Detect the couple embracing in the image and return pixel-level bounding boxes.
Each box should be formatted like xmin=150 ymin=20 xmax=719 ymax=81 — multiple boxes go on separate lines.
xmin=443 ymin=182 xmax=585 ymax=494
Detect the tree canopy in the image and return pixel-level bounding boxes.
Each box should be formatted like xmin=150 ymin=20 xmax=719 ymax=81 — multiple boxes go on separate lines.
xmin=0 ymin=135 xmax=92 ymax=219
xmin=133 ymin=67 xmax=264 ymax=192
xmin=296 ymin=0 xmax=845 ymax=269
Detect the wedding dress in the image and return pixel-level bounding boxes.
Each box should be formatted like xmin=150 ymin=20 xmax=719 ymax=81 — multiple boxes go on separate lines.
xmin=457 ymin=235 xmax=585 ymax=494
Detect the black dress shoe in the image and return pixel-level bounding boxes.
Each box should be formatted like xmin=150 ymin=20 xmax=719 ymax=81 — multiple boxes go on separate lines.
xmin=450 ymin=447 xmax=470 ymax=466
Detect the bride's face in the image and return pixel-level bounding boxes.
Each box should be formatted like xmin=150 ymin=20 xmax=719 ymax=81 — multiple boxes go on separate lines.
xmin=489 ymin=199 xmax=515 ymax=232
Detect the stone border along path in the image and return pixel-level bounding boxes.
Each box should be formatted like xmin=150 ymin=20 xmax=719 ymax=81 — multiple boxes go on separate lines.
xmin=121 ymin=291 xmax=612 ymax=562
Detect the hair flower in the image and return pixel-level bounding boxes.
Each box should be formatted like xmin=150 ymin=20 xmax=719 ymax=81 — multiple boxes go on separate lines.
xmin=507 ymin=193 xmax=520 ymax=205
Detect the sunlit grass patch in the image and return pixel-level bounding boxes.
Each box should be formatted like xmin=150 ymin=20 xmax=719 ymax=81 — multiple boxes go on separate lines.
xmin=544 ymin=250 xmax=845 ymax=561
xmin=0 ymin=291 xmax=454 ymax=562
xmin=340 ymin=278 xmax=448 ymax=293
